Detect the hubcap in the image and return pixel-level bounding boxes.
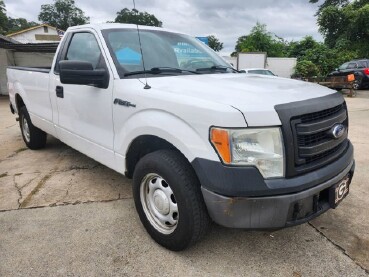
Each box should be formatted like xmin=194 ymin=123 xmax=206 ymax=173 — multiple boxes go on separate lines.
xmin=22 ymin=117 xmax=30 ymax=143
xmin=153 ymin=190 xmax=170 ymax=214
xmin=140 ymin=173 xmax=178 ymax=234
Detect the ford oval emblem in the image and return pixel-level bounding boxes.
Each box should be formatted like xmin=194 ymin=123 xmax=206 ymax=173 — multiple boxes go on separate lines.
xmin=332 ymin=124 xmax=345 ymax=139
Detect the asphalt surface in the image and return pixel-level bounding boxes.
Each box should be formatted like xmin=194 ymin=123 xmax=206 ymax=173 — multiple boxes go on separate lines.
xmin=0 ymin=91 xmax=368 ymax=276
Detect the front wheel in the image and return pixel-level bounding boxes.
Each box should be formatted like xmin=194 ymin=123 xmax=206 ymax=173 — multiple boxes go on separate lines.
xmin=19 ymin=106 xmax=47 ymax=150
xmin=133 ymin=150 xmax=211 ymax=251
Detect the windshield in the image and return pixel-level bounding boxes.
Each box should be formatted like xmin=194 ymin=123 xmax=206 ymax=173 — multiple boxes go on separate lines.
xmin=102 ymin=28 xmax=232 ymax=77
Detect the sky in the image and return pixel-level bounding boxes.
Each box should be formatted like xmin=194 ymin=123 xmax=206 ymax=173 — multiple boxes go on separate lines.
xmin=4 ymin=0 xmax=322 ymax=55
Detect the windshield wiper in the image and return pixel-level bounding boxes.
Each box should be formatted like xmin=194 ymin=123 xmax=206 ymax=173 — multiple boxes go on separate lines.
xmin=124 ymin=67 xmax=200 ymax=77
xmin=196 ymin=65 xmax=240 ymax=73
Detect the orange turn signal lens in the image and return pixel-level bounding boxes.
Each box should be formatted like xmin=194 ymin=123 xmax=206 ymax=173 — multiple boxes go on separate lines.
xmin=210 ymin=128 xmax=231 ymax=163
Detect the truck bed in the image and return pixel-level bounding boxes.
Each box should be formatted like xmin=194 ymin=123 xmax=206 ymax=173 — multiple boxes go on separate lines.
xmin=7 ymin=66 xmax=51 ymax=73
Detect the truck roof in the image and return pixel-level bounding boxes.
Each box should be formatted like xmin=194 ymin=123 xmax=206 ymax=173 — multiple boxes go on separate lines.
xmin=67 ymin=23 xmax=185 ymax=35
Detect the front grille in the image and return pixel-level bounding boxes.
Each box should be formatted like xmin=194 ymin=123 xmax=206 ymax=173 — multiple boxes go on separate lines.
xmin=298 ymin=130 xmax=329 ymax=146
xmin=292 ymin=103 xmax=348 ymax=172
xmin=275 ymin=93 xmax=350 ymax=178
xmin=299 ymin=104 xmax=344 ymax=123
xmin=304 ymin=142 xmax=347 ymax=164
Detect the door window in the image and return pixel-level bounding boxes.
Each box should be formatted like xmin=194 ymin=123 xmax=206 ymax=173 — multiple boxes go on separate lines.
xmin=66 ymin=32 xmax=102 ymax=69
xmin=347 ymin=63 xmax=358 ymax=69
xmin=358 ymin=61 xmax=367 ymax=68
xmin=339 ymin=63 xmax=349 ymax=70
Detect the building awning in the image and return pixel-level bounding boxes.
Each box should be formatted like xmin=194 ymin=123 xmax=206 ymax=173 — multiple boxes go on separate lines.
xmin=0 ymin=34 xmax=20 ymax=44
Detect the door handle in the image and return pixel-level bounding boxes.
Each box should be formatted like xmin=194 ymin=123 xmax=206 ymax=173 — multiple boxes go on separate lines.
xmin=56 ymin=86 xmax=64 ymax=98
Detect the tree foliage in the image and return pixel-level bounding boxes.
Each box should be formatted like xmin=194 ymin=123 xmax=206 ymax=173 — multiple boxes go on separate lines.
xmin=38 ymin=0 xmax=89 ymax=30
xmin=314 ymin=0 xmax=369 ymax=56
xmin=234 ymin=23 xmax=288 ymax=57
xmin=294 ymin=60 xmax=320 ymax=78
xmin=114 ymin=8 xmax=162 ymax=27
xmin=6 ymin=18 xmax=38 ymax=34
xmin=309 ymin=0 xmax=349 ymax=15
xmin=207 ymin=35 xmax=223 ymax=52
xmin=0 ymin=1 xmax=39 ymax=35
xmin=288 ymin=35 xmax=357 ymax=76
xmin=0 ymin=0 xmax=7 ymax=34
xmin=233 ymin=22 xmax=359 ymax=77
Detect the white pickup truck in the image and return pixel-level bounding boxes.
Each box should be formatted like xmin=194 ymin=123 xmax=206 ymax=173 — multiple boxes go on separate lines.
xmin=8 ymin=23 xmax=354 ymax=251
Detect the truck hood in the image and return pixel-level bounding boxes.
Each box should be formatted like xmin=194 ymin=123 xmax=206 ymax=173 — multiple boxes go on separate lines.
xmin=145 ymin=73 xmax=336 ymax=126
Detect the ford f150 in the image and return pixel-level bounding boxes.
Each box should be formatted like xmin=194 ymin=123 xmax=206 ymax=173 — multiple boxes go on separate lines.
xmin=8 ymin=24 xmax=355 ymax=251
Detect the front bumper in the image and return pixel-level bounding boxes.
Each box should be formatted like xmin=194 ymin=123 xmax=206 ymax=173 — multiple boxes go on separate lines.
xmin=201 ymin=160 xmax=354 ymax=229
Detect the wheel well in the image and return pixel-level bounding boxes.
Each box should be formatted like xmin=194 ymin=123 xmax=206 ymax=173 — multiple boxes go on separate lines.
xmin=15 ymin=94 xmax=25 ymax=112
xmin=125 ymin=135 xmax=178 ymax=178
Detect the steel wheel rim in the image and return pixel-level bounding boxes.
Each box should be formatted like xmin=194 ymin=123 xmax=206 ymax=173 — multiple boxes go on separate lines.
xmin=140 ymin=173 xmax=179 ymax=234
xmin=353 ymin=81 xmax=360 ymax=90
xmin=22 ymin=117 xmax=30 ymax=143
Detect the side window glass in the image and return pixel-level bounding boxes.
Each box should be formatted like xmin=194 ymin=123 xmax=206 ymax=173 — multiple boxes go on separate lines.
xmin=66 ymin=33 xmax=102 ymax=69
xmin=339 ymin=63 xmax=349 ymax=70
xmin=347 ymin=63 xmax=357 ymax=69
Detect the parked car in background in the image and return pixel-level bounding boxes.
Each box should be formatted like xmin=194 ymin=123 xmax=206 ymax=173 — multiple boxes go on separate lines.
xmin=328 ymin=59 xmax=369 ymax=89
xmin=240 ymin=68 xmax=276 ymax=76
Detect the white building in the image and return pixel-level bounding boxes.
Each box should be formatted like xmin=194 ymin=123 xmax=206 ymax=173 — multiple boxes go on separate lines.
xmin=7 ymin=24 xmax=62 ymax=44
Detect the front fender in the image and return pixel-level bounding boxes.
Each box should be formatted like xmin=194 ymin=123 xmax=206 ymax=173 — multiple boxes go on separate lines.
xmin=114 ymin=109 xmax=219 ymax=165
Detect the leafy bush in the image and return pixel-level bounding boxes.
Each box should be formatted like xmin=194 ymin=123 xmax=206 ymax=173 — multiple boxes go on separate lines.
xmin=294 ymin=60 xmax=321 ymax=78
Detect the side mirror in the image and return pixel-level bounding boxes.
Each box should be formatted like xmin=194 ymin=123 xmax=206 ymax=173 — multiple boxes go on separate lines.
xmin=335 ymin=68 xmax=339 ymax=71
xmin=59 ymin=60 xmax=109 ymax=89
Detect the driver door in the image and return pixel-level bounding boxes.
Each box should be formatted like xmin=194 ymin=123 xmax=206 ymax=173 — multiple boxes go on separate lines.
xmin=50 ymin=31 xmax=115 ymax=169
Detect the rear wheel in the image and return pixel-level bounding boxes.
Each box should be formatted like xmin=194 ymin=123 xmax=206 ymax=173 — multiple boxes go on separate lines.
xmin=353 ymin=79 xmax=362 ymax=90
xmin=133 ymin=149 xmax=210 ymax=251
xmin=19 ymin=106 xmax=47 ymax=150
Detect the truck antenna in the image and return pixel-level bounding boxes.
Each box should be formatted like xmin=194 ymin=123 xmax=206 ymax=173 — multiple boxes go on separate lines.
xmin=133 ymin=0 xmax=151 ymax=89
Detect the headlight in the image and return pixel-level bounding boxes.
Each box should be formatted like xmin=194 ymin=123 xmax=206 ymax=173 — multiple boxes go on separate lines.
xmin=210 ymin=127 xmax=284 ymax=178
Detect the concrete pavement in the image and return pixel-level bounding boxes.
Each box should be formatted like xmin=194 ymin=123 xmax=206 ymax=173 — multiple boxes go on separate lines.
xmin=0 ymin=92 xmax=368 ymax=276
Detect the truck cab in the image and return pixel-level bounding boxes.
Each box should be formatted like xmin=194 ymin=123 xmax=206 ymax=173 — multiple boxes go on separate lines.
xmin=8 ymin=24 xmax=354 ymax=251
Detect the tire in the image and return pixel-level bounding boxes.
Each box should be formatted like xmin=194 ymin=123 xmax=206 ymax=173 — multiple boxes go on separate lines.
xmin=133 ymin=149 xmax=211 ymax=251
xmin=353 ymin=79 xmax=362 ymax=90
xmin=19 ymin=106 xmax=47 ymax=150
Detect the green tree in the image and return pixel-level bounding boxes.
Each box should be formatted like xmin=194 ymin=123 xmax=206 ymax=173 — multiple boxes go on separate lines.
xmin=38 ymin=0 xmax=89 ymax=30
xmin=288 ymin=35 xmax=357 ymax=75
xmin=6 ymin=18 xmax=38 ymax=34
xmin=207 ymin=35 xmax=223 ymax=52
xmin=288 ymin=36 xmax=319 ymax=59
xmin=114 ymin=8 xmax=162 ymax=27
xmin=309 ymin=0 xmax=349 ymax=15
xmin=234 ymin=23 xmax=288 ymax=57
xmin=0 ymin=0 xmax=8 ymax=34
xmin=312 ymin=0 xmax=369 ymax=56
